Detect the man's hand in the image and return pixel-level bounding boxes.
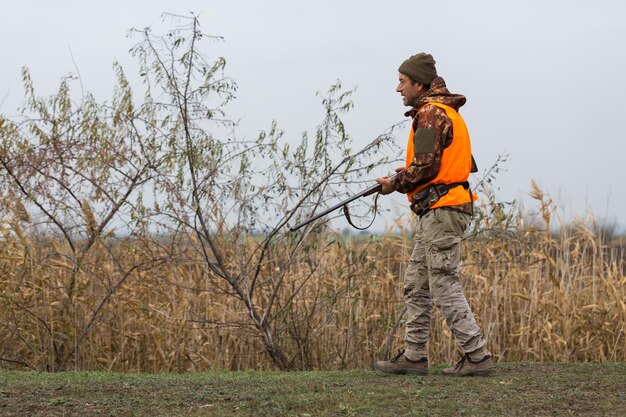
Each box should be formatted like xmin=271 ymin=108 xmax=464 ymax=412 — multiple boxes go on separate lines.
xmin=376 ymin=167 xmax=405 ymax=195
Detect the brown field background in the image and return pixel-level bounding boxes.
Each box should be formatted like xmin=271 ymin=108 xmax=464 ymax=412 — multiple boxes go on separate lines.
xmin=1 ymin=192 xmax=625 ymax=372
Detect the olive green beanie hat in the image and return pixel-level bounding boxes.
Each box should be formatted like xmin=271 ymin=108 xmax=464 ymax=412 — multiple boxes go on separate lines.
xmin=398 ymin=53 xmax=438 ymax=85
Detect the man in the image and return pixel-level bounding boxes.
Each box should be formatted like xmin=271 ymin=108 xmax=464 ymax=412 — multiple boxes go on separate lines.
xmin=374 ymin=53 xmax=494 ymax=376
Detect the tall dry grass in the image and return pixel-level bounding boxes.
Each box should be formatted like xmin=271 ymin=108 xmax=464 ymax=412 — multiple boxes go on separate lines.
xmin=0 ymin=187 xmax=624 ymax=371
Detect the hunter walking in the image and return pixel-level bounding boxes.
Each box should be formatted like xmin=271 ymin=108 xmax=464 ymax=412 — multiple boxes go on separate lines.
xmin=375 ymin=53 xmax=494 ymax=376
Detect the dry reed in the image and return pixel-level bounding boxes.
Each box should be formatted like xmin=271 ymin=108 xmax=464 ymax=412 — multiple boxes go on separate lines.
xmin=0 ymin=193 xmax=624 ymax=372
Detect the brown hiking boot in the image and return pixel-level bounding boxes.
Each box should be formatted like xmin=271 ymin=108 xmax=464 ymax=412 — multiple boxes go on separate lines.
xmin=374 ymin=350 xmax=428 ymax=375
xmin=442 ymin=354 xmax=494 ymax=376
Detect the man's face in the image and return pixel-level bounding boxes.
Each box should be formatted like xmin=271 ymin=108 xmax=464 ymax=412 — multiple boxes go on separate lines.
xmin=396 ymin=73 xmax=424 ymax=107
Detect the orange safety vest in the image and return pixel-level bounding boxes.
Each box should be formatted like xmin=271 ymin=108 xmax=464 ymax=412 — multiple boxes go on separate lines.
xmin=405 ymin=102 xmax=477 ymax=208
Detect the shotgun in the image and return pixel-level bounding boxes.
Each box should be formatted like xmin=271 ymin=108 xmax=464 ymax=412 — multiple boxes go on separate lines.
xmin=289 ymin=173 xmax=397 ymax=232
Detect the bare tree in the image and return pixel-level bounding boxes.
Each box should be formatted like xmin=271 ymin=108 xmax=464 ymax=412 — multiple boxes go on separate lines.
xmin=0 ymin=60 xmax=167 ymax=371
xmin=126 ymin=14 xmax=400 ymax=369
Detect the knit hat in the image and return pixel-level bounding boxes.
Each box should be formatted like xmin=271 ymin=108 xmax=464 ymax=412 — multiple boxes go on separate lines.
xmin=398 ymin=53 xmax=438 ymax=85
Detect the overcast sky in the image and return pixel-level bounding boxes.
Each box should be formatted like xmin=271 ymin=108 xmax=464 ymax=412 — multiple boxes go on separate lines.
xmin=2 ymin=0 xmax=625 ymax=231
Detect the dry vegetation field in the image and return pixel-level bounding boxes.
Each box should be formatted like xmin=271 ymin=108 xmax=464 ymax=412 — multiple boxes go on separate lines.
xmin=1 ymin=187 xmax=624 ymax=373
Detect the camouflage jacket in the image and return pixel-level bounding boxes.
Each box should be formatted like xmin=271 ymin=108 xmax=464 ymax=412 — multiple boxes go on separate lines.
xmin=392 ymin=76 xmax=473 ymax=215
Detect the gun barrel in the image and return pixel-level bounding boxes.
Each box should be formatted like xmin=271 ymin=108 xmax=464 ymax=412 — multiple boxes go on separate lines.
xmin=289 ymin=183 xmax=382 ymax=232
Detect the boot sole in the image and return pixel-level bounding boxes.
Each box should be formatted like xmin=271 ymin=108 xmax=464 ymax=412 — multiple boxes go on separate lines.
xmin=374 ymin=367 xmax=428 ymax=375
xmin=442 ymin=368 xmax=495 ymax=377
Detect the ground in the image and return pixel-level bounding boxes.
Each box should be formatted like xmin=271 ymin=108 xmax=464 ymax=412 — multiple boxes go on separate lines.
xmin=0 ymin=362 xmax=624 ymax=416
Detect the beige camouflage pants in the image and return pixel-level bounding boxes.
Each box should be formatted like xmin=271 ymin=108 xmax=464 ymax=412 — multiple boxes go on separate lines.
xmin=403 ymin=208 xmax=486 ymax=356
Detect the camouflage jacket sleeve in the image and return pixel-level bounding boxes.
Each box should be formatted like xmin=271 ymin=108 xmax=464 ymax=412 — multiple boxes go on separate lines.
xmin=392 ymin=105 xmax=452 ymax=193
